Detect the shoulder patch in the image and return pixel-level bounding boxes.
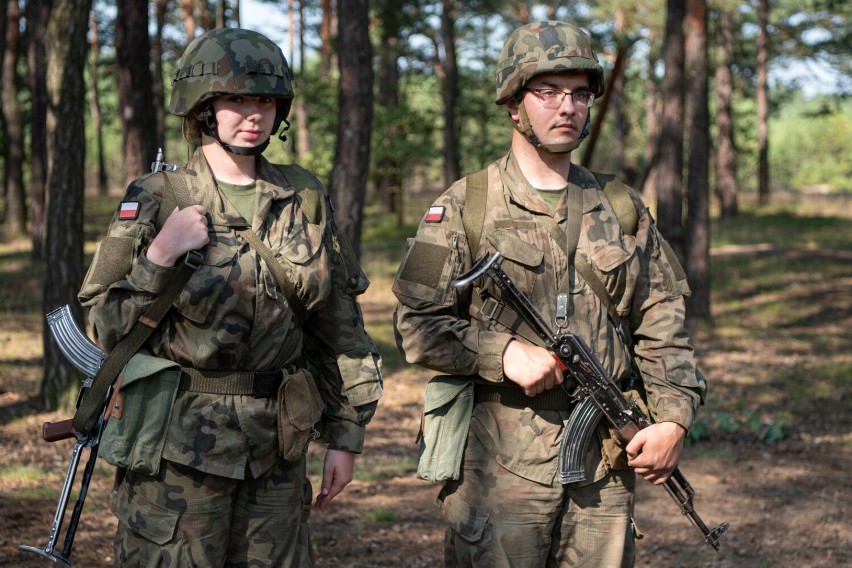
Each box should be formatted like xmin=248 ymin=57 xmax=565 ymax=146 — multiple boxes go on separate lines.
xmin=118 ymin=201 xmax=141 ymax=220
xmin=424 ymin=206 xmax=445 ymax=223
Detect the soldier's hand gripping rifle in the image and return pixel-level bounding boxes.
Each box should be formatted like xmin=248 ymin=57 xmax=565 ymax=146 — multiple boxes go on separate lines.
xmin=452 ymin=252 xmax=729 ymax=551
xmin=18 ymin=305 xmax=108 ymax=565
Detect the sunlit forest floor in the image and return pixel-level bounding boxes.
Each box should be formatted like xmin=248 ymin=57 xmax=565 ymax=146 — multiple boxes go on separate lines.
xmin=1 ymin=188 xmax=850 ymax=567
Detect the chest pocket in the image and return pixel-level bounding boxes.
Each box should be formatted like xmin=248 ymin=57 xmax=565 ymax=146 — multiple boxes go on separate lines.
xmin=268 ymin=221 xmax=331 ymax=313
xmin=174 ymin=237 xmax=238 ymax=324
xmin=583 ymin=219 xmax=638 ymax=319
xmin=484 ymin=229 xmax=544 ymax=296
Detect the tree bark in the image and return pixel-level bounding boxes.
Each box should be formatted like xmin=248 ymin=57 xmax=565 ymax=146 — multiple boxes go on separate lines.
xmin=581 ymin=42 xmax=628 ymax=170
xmin=439 ymin=0 xmax=460 ymax=187
xmin=328 ymin=0 xmax=373 ymax=259
xmin=153 ymin=0 xmax=168 ymax=152
xmin=376 ymin=0 xmax=405 ymax=214
xmin=43 ymin=0 xmax=92 ymax=410
xmin=655 ymin=0 xmax=686 ymax=255
xmin=685 ymin=0 xmax=710 ymax=324
xmin=2 ymin=0 xmax=26 ymax=237
xmin=714 ymin=6 xmax=739 ymax=219
xmin=757 ymin=0 xmax=770 ymax=205
xmin=115 ymin=0 xmax=159 ymax=187
xmin=89 ymin=13 xmax=108 ymax=195
xmin=181 ymin=0 xmax=195 ymax=43
xmin=26 ymin=0 xmax=53 ymax=258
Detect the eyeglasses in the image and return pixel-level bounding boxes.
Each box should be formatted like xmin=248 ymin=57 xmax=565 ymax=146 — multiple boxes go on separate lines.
xmin=523 ymin=87 xmax=595 ymax=109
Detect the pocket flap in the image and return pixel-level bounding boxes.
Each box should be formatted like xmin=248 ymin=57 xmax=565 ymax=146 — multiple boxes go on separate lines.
xmin=112 ymin=483 xmax=179 ymax=546
xmin=423 ymin=376 xmax=475 ymax=413
xmin=487 ymin=231 xmax=544 ymax=267
xmin=283 ymin=369 xmax=324 ymax=430
xmin=122 ymin=352 xmax=180 ymax=388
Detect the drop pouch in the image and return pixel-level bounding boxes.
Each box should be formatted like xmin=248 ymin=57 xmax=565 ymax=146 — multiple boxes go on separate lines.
xmin=417 ymin=376 xmax=475 ymax=482
xmin=99 ymin=351 xmax=181 ymax=475
xmin=278 ymin=368 xmax=325 ymax=462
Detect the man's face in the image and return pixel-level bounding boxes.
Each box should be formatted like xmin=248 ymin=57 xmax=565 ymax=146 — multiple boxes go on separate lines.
xmin=507 ymin=72 xmax=593 ymax=148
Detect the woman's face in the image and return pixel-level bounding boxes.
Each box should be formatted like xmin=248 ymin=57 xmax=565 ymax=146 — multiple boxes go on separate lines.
xmin=210 ymin=95 xmax=278 ymax=149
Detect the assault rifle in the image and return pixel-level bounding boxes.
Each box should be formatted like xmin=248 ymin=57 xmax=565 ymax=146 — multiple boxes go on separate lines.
xmin=452 ymin=252 xmax=729 ymax=551
xmin=18 ymin=305 xmax=108 ymax=565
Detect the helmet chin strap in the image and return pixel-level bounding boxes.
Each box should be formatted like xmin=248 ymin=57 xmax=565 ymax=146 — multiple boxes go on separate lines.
xmin=515 ymin=100 xmax=590 ymax=154
xmin=199 ymin=103 xmax=271 ymax=157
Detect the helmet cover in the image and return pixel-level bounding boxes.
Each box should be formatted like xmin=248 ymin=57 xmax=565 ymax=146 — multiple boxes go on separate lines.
xmin=495 ymin=21 xmax=604 ymax=105
xmin=169 ymin=28 xmax=294 ymax=118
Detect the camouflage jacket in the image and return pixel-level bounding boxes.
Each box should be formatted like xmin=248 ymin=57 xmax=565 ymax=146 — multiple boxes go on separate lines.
xmin=393 ymin=151 xmax=704 ymax=485
xmin=79 ymin=148 xmax=383 ymax=480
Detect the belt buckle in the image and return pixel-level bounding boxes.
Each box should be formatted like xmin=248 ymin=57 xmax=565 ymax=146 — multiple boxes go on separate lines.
xmin=480 ymin=297 xmax=501 ymax=321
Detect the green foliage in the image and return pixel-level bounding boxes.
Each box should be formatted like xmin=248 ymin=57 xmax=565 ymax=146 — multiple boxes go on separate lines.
xmin=688 ymin=409 xmax=792 ymax=444
xmin=769 ymin=95 xmax=852 ymax=192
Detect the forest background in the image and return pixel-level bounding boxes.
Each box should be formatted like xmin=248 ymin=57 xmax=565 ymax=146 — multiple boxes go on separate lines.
xmin=0 ymin=1 xmax=850 ymax=566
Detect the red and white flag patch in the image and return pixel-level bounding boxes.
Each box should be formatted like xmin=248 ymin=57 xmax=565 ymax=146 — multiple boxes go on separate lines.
xmin=118 ymin=201 xmax=141 ymax=220
xmin=424 ymin=206 xmax=445 ymax=223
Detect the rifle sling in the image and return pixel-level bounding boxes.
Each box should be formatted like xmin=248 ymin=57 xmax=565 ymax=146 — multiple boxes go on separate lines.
xmin=238 ymin=228 xmax=307 ymax=324
xmin=73 ymin=176 xmax=197 ymax=435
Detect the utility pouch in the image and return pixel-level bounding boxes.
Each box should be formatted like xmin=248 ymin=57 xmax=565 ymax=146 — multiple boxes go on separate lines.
xmin=99 ymin=352 xmax=181 ymax=475
xmin=277 ymin=368 xmax=325 ymax=462
xmin=417 ymin=376 xmax=475 ymax=482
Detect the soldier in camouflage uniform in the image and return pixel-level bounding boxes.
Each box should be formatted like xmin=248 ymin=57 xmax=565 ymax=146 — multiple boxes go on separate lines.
xmin=393 ymin=21 xmax=705 ymax=567
xmin=79 ymin=28 xmax=382 ymax=567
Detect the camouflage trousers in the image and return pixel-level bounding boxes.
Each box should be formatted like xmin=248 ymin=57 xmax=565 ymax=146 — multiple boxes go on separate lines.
xmin=439 ymin=430 xmax=637 ymax=568
xmin=110 ymin=458 xmax=314 ymax=567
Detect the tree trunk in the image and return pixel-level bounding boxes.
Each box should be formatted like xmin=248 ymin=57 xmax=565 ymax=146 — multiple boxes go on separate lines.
xmin=319 ymin=0 xmax=334 ymax=78
xmin=295 ymin=1 xmax=309 ymax=155
xmin=115 ymin=0 xmax=158 ymax=187
xmin=27 ymin=0 xmax=53 ymax=259
xmin=328 ymin=0 xmax=373 ymax=259
xmin=2 ymin=0 xmax=26 ymax=237
xmin=440 ymin=0 xmax=460 ymax=187
xmin=43 ymin=0 xmax=92 ymax=410
xmin=714 ymin=6 xmax=739 ymax=219
xmin=181 ymin=0 xmax=195 ymax=43
xmin=684 ymin=0 xmax=710 ymax=324
xmin=581 ymin=41 xmax=628 ymax=170
xmin=655 ymin=0 xmax=686 ymax=255
xmin=89 ymin=13 xmax=108 ymax=195
xmin=376 ymin=0 xmax=404 ymax=214
xmin=153 ymin=0 xmax=168 ymax=152
xmin=757 ymin=0 xmax=770 ymax=205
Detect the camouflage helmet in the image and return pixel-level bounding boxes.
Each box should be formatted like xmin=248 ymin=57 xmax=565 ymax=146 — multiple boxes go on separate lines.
xmin=168 ymin=28 xmax=294 ymax=118
xmin=495 ymin=21 xmax=604 ymax=105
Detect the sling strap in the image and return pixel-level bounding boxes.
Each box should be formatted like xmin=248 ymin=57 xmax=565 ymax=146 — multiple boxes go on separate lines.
xmin=73 ymin=175 xmax=200 ymax=436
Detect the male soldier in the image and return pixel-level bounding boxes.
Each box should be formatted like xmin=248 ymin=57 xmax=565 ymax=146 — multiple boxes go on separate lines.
xmin=393 ymin=21 xmax=705 ymax=566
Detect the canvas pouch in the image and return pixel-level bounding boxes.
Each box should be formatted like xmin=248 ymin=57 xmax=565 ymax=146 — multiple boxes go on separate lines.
xmin=99 ymin=352 xmax=181 ymax=475
xmin=277 ymin=368 xmax=325 ymax=462
xmin=417 ymin=376 xmax=475 ymax=482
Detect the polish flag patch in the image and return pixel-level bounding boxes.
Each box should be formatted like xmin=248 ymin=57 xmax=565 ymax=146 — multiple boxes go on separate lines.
xmin=424 ymin=206 xmax=445 ymax=223
xmin=117 ymin=201 xmax=141 ymax=220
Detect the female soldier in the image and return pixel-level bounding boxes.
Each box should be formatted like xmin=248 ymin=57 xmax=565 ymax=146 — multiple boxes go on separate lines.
xmin=79 ymin=28 xmax=382 ymax=567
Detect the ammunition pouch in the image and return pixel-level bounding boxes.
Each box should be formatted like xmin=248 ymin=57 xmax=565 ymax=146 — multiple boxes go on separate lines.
xmin=99 ymin=352 xmax=181 ymax=475
xmin=417 ymin=376 xmax=475 ymax=482
xmin=277 ymin=368 xmax=325 ymax=462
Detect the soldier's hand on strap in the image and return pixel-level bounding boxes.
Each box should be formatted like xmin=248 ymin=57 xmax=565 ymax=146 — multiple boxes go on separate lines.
xmin=502 ymin=339 xmax=564 ymax=397
xmin=147 ymin=205 xmax=210 ymax=267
